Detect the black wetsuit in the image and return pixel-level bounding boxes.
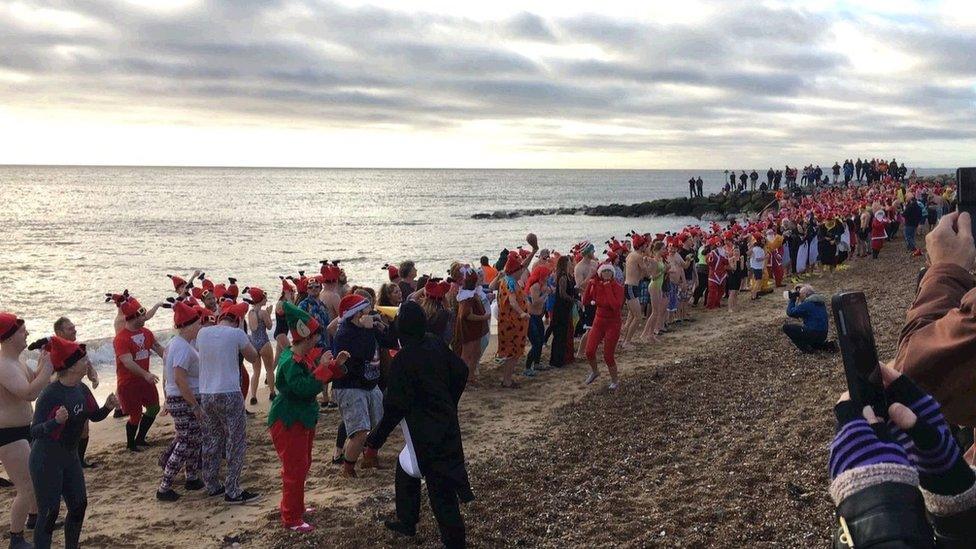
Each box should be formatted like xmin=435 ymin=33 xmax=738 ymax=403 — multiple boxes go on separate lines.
xmin=30 ymin=381 xmax=111 ymax=549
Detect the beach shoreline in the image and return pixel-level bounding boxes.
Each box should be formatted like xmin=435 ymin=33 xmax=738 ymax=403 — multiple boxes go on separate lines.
xmin=0 ymin=234 xmax=925 ymax=548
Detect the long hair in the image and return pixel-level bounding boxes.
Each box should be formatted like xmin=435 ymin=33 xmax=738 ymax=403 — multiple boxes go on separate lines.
xmin=555 ymin=255 xmax=570 ymax=277
xmin=378 ymin=283 xmax=399 ymax=307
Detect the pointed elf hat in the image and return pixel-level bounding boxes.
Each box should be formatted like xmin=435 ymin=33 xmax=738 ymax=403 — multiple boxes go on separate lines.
xmin=283 ymin=301 xmax=320 ymax=342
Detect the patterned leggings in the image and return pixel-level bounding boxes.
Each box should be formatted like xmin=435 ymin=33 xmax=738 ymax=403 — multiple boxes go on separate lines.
xmin=201 ymin=392 xmax=247 ymax=499
xmin=158 ymin=395 xmax=201 ymax=492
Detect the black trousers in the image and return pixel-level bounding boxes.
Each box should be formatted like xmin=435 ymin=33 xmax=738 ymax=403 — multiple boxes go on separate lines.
xmin=782 ymin=324 xmax=826 ymax=352
xmin=396 ymin=462 xmax=465 ymax=549
xmin=693 ymin=266 xmax=709 ymax=305
xmin=549 ymin=301 xmax=571 ymax=368
xmin=30 ymin=443 xmax=87 ymax=549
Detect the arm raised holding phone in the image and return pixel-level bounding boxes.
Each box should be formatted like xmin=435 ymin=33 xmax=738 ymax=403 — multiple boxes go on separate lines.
xmin=894 ymin=211 xmax=976 ymax=426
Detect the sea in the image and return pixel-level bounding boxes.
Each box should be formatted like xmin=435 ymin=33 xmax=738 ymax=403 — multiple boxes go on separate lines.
xmin=0 ymin=165 xmax=951 ymax=392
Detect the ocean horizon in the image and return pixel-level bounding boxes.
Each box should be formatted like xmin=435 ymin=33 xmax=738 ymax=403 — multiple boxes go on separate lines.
xmin=0 ymin=164 xmax=952 ymax=368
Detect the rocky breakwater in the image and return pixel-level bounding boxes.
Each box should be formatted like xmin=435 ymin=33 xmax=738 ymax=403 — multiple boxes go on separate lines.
xmin=472 ymin=191 xmax=778 ymax=221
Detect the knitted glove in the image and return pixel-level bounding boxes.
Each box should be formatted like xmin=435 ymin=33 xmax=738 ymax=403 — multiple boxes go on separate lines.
xmin=829 ymin=399 xmax=912 ymax=481
xmin=886 ymin=375 xmax=975 ymax=496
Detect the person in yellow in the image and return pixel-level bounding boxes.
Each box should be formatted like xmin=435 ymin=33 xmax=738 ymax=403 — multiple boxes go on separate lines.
xmin=763 ymin=229 xmax=785 ymax=290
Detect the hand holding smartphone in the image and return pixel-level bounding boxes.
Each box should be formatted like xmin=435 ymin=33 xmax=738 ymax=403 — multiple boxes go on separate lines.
xmin=832 ymin=291 xmax=887 ymax=419
xmin=957 ymin=167 xmax=976 ymax=239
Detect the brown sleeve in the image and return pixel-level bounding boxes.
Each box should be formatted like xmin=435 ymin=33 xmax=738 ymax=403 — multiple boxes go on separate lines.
xmin=893 ymin=263 xmax=976 ymax=426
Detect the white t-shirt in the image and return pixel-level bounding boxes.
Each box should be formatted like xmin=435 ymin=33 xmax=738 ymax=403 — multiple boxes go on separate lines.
xmin=164 ymin=335 xmax=199 ymax=398
xmin=749 ymin=247 xmax=766 ymax=270
xmin=196 ymin=325 xmax=249 ymax=395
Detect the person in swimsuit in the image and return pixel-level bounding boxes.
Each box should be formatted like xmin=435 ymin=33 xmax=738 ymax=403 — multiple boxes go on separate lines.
xmin=29 ymin=336 xmax=118 ymax=549
xmin=0 ymin=312 xmax=52 ymax=549
xmin=456 ymin=268 xmax=491 ymax=385
xmin=622 ymin=233 xmax=650 ymax=347
xmin=523 ymin=264 xmax=551 ymax=376
xmin=640 ymin=241 xmax=667 ymax=342
xmin=244 ymin=287 xmax=275 ymax=406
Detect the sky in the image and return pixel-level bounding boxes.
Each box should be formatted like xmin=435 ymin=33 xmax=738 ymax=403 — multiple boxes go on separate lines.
xmin=0 ymin=0 xmax=974 ymax=168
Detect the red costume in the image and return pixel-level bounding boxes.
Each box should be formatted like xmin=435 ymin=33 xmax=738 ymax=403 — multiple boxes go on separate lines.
xmin=583 ymin=273 xmax=624 ymax=369
xmin=871 ymin=215 xmax=888 ymax=253
xmin=705 ymin=247 xmax=729 ymax=309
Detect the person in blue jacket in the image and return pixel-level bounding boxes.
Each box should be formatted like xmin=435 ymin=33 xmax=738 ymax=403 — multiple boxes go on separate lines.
xmin=782 ymin=284 xmax=830 ymax=353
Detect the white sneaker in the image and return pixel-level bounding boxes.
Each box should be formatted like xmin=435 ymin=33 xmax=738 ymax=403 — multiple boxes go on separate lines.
xmin=608 ymin=382 xmax=619 ymax=390
xmin=584 ymin=372 xmax=599 ymax=385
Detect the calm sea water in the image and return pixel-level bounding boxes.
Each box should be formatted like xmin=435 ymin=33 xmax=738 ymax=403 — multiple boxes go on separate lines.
xmin=0 ymin=165 xmax=949 ymax=377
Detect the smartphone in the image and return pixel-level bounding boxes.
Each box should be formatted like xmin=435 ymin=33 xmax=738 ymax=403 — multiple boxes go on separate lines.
xmin=958 ymin=167 xmax=976 ymax=238
xmin=832 ymin=291 xmax=887 ymax=418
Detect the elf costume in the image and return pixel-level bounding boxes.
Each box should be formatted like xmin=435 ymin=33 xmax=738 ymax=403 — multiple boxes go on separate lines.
xmin=268 ymin=302 xmax=344 ymax=532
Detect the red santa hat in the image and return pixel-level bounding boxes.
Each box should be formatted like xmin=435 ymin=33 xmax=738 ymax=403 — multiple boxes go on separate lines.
xmin=319 ymin=262 xmax=341 ymax=283
xmin=526 ymin=265 xmax=551 ymax=289
xmin=47 ymin=336 xmax=87 ymax=372
xmin=383 ymin=264 xmax=400 ymax=282
xmin=224 ymin=278 xmax=240 ymax=301
xmin=294 ymin=272 xmax=310 ymax=294
xmin=627 ymin=233 xmax=644 ymax=250
xmin=597 ymin=262 xmax=615 ymax=276
xmin=173 ymin=301 xmax=201 ymax=329
xmin=200 ymin=277 xmax=215 ymax=294
xmin=0 ymin=312 xmax=25 ymax=342
xmin=504 ymin=251 xmax=524 ymax=275
xmin=213 ymin=284 xmax=227 ymax=301
xmin=191 ymin=287 xmax=204 ymax=300
xmin=425 ymin=278 xmax=451 ymax=300
xmin=120 ymin=297 xmax=145 ymax=321
xmin=167 ymin=274 xmax=188 ymax=292
xmin=279 ymin=276 xmax=295 ymax=294
xmin=217 ymin=301 xmax=248 ymax=323
xmin=243 ymin=286 xmax=266 ymax=305
xmin=196 ymin=305 xmax=216 ymax=326
xmin=339 ymin=294 xmax=370 ymax=321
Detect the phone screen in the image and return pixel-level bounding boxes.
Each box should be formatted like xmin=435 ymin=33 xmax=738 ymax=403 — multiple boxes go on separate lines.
xmin=958 ymin=168 xmax=976 ymax=238
xmin=833 ymin=292 xmax=886 ymax=417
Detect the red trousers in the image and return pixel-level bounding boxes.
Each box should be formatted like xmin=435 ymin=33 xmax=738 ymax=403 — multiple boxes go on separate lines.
xmin=772 ymin=265 xmax=784 ymax=287
xmin=706 ymin=280 xmax=725 ymax=309
xmin=270 ymin=421 xmax=315 ymax=527
xmin=585 ymin=317 xmax=621 ymax=368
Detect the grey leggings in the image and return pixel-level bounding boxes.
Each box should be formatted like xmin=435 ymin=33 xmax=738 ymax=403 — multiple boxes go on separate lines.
xmin=29 ymin=442 xmax=86 ymax=549
xmin=200 ymin=392 xmax=247 ymax=499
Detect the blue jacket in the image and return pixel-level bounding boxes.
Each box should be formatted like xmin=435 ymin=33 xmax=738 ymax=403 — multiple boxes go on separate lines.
xmin=787 ymin=293 xmax=829 ymax=333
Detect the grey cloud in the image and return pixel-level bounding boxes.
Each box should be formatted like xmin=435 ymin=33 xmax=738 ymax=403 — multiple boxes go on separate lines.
xmin=0 ymin=0 xmax=973 ymax=160
xmin=505 ymin=12 xmax=557 ymax=42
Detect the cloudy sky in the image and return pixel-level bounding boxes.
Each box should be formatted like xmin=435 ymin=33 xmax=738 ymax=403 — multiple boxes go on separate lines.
xmin=1 ymin=0 xmax=974 ymax=168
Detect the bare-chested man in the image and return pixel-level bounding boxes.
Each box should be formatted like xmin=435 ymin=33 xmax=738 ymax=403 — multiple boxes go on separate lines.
xmin=622 ymin=234 xmax=650 ymax=346
xmin=574 ymin=243 xmax=599 ymax=358
xmin=0 ymin=312 xmax=53 ymax=549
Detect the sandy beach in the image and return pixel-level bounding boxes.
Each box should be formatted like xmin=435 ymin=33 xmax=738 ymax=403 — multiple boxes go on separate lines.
xmin=0 ymin=235 xmax=925 ymax=548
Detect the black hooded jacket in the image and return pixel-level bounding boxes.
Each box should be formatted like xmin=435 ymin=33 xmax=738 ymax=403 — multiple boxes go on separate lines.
xmin=366 ymin=301 xmax=473 ymax=501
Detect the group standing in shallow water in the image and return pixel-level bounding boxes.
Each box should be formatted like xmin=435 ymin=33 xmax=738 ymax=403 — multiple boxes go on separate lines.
xmin=0 ymin=164 xmax=956 ymax=548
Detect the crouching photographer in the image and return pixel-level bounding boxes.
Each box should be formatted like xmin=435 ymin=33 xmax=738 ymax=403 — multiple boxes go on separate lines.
xmin=782 ymin=284 xmax=831 ymax=353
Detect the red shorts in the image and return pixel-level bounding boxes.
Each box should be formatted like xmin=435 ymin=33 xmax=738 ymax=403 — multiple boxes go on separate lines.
xmin=118 ymin=380 xmax=160 ymax=422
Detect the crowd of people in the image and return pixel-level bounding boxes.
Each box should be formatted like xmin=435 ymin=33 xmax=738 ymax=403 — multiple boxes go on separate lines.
xmin=0 ymin=162 xmax=960 ymax=548
xmin=719 ymin=158 xmax=916 ymax=195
